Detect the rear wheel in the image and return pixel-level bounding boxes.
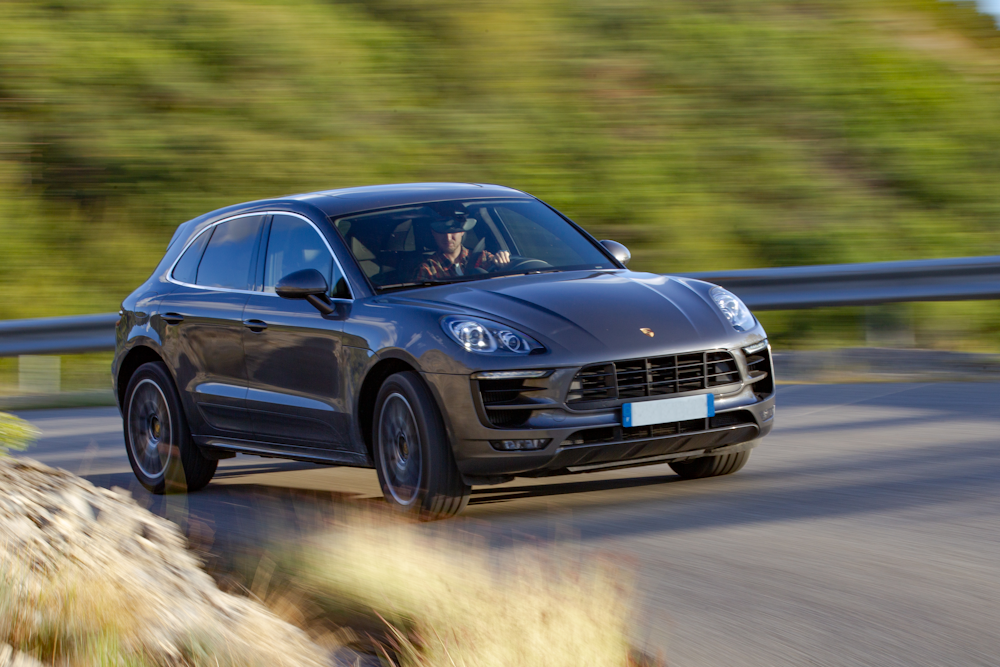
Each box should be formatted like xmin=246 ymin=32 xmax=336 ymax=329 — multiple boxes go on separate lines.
xmin=669 ymin=448 xmax=751 ymax=480
xmin=373 ymin=371 xmax=470 ymax=519
xmin=123 ymin=361 xmax=217 ymax=494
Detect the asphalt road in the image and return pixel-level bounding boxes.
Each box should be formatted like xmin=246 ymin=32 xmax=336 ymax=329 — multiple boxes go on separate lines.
xmin=12 ymin=382 xmax=1000 ymax=667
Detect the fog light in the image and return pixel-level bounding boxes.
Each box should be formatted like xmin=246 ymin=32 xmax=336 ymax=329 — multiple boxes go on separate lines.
xmin=490 ymin=438 xmax=550 ymax=451
xmin=762 ymin=407 xmax=774 ymax=421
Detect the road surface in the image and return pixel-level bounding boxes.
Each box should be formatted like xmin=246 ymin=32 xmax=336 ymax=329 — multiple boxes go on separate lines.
xmin=12 ymin=382 xmax=1000 ymax=667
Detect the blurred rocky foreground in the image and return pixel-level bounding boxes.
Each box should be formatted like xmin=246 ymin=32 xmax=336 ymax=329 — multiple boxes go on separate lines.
xmin=0 ymin=456 xmax=333 ymax=667
xmin=0 ymin=453 xmax=641 ymax=667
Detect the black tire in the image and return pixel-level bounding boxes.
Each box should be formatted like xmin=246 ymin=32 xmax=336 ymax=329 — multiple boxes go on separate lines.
xmin=123 ymin=361 xmax=217 ymax=494
xmin=669 ymin=448 xmax=751 ymax=480
xmin=372 ymin=371 xmax=470 ymax=519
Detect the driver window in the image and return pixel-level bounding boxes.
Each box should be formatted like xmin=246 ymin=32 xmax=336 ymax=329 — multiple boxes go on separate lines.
xmin=264 ymin=214 xmax=349 ymax=298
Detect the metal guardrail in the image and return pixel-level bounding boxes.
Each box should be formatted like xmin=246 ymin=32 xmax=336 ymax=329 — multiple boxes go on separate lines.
xmin=1 ymin=255 xmax=999 ymax=357
xmin=0 ymin=313 xmax=119 ymax=357
xmin=680 ymin=254 xmax=1000 ymax=310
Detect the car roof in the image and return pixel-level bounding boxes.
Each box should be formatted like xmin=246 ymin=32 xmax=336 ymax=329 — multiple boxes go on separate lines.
xmin=165 ymin=183 xmax=538 ymax=258
xmin=289 ymin=182 xmax=534 ymax=218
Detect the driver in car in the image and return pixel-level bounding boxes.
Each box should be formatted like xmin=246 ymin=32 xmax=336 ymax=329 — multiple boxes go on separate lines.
xmin=415 ymin=212 xmax=511 ymax=280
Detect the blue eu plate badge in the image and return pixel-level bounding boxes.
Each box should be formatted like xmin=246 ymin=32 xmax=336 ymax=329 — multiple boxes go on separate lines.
xmin=622 ymin=394 xmax=715 ymax=428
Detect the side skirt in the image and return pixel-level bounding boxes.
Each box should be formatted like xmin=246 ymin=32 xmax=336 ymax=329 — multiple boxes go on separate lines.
xmin=193 ymin=435 xmax=373 ymax=468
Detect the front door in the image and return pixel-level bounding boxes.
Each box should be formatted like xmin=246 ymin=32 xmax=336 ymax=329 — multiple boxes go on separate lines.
xmin=242 ymin=213 xmax=353 ymax=449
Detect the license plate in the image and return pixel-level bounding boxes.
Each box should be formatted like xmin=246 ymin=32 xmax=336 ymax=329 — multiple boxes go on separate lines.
xmin=622 ymin=394 xmax=715 ymax=428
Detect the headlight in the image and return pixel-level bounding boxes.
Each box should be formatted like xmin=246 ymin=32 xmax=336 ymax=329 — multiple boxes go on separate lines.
xmin=442 ymin=317 xmax=543 ymax=354
xmin=710 ymin=286 xmax=756 ymax=332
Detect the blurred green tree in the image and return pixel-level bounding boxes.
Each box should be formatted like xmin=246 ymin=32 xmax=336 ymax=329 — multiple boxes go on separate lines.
xmin=1 ymin=0 xmax=998 ymax=348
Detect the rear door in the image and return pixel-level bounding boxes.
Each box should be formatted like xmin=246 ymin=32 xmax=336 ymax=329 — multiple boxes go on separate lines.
xmin=158 ymin=214 xmax=265 ymax=439
xmin=242 ymin=213 xmax=354 ymax=449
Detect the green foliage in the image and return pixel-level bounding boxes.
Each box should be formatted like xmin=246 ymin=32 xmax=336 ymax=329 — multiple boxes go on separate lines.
xmin=0 ymin=412 xmax=38 ymax=454
xmin=0 ymin=0 xmax=998 ymax=346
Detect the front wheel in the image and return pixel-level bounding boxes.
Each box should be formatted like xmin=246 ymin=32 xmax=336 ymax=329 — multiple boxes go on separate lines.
xmin=669 ymin=448 xmax=750 ymax=480
xmin=123 ymin=361 xmax=217 ymax=494
xmin=373 ymin=371 xmax=470 ymax=519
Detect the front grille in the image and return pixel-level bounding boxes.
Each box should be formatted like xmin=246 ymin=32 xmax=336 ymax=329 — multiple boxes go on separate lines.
xmin=567 ymin=350 xmax=741 ymax=405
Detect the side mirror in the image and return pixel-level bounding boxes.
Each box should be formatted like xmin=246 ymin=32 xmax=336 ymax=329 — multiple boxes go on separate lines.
xmin=600 ymin=240 xmax=631 ymax=266
xmin=275 ymin=268 xmax=335 ymax=315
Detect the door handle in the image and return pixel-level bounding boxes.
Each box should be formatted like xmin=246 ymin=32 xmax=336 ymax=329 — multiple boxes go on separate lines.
xmin=243 ymin=319 xmax=268 ymax=332
xmin=161 ymin=312 xmax=184 ymax=325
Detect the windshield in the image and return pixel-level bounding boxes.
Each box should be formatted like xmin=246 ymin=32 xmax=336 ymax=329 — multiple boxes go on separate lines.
xmin=334 ymin=199 xmax=616 ymax=290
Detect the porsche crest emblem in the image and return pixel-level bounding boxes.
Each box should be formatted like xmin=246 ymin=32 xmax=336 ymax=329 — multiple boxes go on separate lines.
xmin=640 ymin=328 xmax=655 ymax=337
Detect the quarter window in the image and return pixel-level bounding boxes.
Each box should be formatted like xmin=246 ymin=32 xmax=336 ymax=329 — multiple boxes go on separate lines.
xmin=195 ymin=216 xmax=265 ymax=290
xmin=264 ymin=214 xmax=349 ymax=298
xmin=171 ymin=229 xmax=211 ymax=285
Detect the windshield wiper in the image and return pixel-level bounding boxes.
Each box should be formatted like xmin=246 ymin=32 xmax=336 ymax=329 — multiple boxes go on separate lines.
xmin=378 ymin=269 xmax=564 ymax=292
xmin=497 ymin=268 xmax=564 ymax=278
xmin=376 ymin=277 xmax=478 ymax=293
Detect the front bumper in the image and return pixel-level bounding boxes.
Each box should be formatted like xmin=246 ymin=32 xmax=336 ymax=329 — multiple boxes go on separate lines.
xmin=422 ymin=344 xmax=776 ymax=482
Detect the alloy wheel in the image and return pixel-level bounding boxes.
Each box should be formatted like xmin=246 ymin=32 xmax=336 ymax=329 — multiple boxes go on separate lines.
xmin=127 ymin=378 xmax=172 ymax=480
xmin=377 ymin=392 xmax=422 ymax=506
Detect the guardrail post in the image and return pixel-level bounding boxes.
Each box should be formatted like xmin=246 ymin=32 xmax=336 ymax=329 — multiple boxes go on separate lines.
xmin=18 ymin=355 xmax=60 ymax=394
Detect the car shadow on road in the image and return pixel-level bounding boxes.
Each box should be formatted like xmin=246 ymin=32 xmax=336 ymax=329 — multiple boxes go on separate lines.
xmin=80 ymin=469 xmax=378 ymax=559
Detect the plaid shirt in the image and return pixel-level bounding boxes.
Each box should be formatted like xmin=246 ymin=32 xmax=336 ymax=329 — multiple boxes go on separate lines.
xmin=415 ymin=247 xmax=502 ymax=281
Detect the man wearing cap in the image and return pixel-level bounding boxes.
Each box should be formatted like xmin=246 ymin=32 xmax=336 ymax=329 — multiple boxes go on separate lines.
xmin=415 ymin=213 xmax=511 ymax=281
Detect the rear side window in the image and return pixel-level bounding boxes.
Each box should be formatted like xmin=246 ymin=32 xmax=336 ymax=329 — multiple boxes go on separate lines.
xmin=195 ymin=215 xmax=264 ymax=290
xmin=264 ymin=214 xmax=349 ymax=298
xmin=171 ymin=229 xmax=211 ymax=285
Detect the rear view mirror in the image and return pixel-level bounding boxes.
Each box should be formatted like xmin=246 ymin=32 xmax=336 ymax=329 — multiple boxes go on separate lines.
xmin=600 ymin=240 xmax=631 ymax=266
xmin=276 ymin=269 xmax=335 ymax=315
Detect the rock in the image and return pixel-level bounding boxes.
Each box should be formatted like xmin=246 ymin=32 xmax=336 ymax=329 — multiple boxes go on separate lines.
xmin=0 ymin=644 xmax=44 ymax=667
xmin=0 ymin=457 xmax=330 ymax=667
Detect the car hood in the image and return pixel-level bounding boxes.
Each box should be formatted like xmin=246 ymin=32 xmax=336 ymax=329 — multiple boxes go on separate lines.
xmin=386 ymin=270 xmax=745 ymax=358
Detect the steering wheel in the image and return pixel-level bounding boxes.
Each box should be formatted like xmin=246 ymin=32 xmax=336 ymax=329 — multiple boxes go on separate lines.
xmin=502 ymin=256 xmax=552 ymax=272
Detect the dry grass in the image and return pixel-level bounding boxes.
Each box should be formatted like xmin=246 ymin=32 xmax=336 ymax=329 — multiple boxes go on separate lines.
xmin=0 ymin=547 xmax=330 ymax=667
xmin=0 ymin=555 xmax=154 ymax=667
xmin=291 ymin=515 xmax=639 ymax=667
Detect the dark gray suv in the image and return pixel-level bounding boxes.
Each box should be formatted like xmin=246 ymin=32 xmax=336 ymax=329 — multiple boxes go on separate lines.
xmin=113 ymin=183 xmax=774 ymax=518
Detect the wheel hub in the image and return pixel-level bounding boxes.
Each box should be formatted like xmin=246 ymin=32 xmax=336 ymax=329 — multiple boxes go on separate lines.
xmin=395 ymin=433 xmax=409 ymax=467
xmin=148 ymin=415 xmax=161 ymax=443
